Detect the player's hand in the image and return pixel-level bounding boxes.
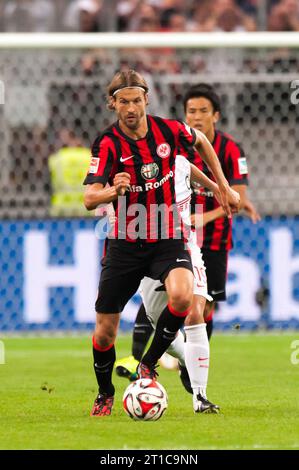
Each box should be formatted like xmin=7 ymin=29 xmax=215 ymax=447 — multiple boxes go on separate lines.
xmin=214 ymin=185 xmax=240 ymax=215
xmin=227 ymin=187 xmax=241 ymax=214
xmin=213 ymin=187 xmax=223 ymax=208
xmin=218 ymin=183 xmax=233 ymax=218
xmin=113 ymin=172 xmax=131 ymax=196
xmin=243 ymin=199 xmax=261 ymax=223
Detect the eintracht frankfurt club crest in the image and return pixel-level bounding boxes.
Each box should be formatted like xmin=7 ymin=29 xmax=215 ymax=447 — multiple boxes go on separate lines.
xmin=141 ymin=163 xmax=159 ymax=180
xmin=156 ymin=143 xmax=171 ymax=158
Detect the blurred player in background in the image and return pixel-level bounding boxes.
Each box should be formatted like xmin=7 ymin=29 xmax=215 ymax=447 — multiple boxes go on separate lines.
xmin=116 ymin=153 xmax=239 ymax=413
xmin=115 ymin=83 xmax=260 ymax=380
xmin=138 ymin=155 xmax=240 ymax=413
xmin=48 ymin=128 xmax=91 ymax=216
xmin=183 ymin=83 xmax=260 ymax=337
xmin=83 ymin=70 xmax=239 ymax=416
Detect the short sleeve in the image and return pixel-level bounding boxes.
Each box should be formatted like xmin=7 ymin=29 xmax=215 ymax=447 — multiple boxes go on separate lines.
xmin=177 ymin=120 xmax=197 ymax=147
xmin=226 ymin=141 xmax=249 ymax=186
xmin=83 ymin=135 xmax=114 ymax=185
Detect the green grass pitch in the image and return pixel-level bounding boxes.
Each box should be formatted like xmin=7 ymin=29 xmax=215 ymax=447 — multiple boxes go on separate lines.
xmin=0 ymin=333 xmax=298 ymax=450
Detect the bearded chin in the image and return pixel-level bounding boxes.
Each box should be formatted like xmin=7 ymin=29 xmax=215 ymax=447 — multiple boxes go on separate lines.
xmin=126 ymin=118 xmax=139 ymax=130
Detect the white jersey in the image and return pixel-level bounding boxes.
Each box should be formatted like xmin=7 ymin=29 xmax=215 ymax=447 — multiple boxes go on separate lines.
xmin=139 ymin=155 xmax=212 ymax=327
xmin=174 ymin=154 xmax=192 ymax=229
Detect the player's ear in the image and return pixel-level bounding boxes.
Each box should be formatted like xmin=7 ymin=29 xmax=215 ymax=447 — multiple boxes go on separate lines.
xmin=213 ymin=111 xmax=220 ymax=124
xmin=144 ymin=93 xmax=149 ymax=106
xmin=107 ymin=96 xmax=116 ymax=111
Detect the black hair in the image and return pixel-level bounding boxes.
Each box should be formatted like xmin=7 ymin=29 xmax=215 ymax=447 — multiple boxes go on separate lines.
xmin=183 ymin=84 xmax=221 ymax=113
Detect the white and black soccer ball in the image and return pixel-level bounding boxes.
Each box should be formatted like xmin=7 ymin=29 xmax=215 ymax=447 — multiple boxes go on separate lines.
xmin=123 ymin=378 xmax=168 ymax=421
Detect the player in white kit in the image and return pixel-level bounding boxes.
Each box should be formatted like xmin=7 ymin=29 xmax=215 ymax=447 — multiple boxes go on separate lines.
xmin=111 ymin=155 xmax=239 ymax=412
xmin=139 ymin=155 xmax=221 ymax=413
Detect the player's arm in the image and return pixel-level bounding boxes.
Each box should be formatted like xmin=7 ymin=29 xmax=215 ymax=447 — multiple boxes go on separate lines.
xmin=218 ymin=141 xmax=259 ymax=222
xmin=190 ymin=163 xmax=240 ymax=210
xmin=194 ymin=184 xmax=247 ymax=227
xmin=190 ymin=163 xmax=218 ymax=193
xmin=190 ymin=163 xmax=240 ymax=227
xmin=84 ymin=173 xmax=131 ymax=210
xmin=84 ymin=183 xmax=117 ymax=210
xmin=83 ymin=135 xmax=131 ymax=211
xmin=192 ymin=129 xmax=238 ymax=216
xmin=191 ymin=207 xmax=224 ymax=228
xmin=189 ymin=163 xmax=223 ymax=228
xmin=177 ymin=122 xmax=238 ymax=216
xmin=243 ymin=197 xmax=261 ymax=223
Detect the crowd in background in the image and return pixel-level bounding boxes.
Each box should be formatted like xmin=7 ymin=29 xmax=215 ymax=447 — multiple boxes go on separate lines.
xmin=0 ymin=0 xmax=298 ymax=218
xmin=0 ymin=0 xmax=299 ymax=33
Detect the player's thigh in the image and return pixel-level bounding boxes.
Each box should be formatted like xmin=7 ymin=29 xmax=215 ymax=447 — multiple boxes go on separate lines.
xmin=98 ymin=240 xmax=148 ymax=312
xmin=96 ymin=271 xmax=143 ymax=314
xmin=149 ymin=239 xmax=193 ymax=286
xmin=139 ymin=277 xmax=167 ymax=327
xmin=189 ymin=238 xmax=212 ymax=302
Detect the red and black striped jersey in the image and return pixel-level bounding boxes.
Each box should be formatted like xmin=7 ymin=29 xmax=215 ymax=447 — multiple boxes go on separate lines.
xmin=179 ymin=130 xmax=249 ymax=251
xmin=84 ymin=115 xmax=196 ymax=242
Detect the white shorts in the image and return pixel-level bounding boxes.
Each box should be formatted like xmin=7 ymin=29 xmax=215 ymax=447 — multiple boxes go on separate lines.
xmin=139 ymin=232 xmax=212 ymax=326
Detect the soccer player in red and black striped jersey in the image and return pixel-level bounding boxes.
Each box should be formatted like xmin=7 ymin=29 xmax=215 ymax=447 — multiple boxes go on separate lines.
xmin=83 ymin=70 xmax=240 ymax=416
xmin=183 ymin=83 xmax=260 ymax=338
xmin=115 ymin=84 xmax=260 ymax=402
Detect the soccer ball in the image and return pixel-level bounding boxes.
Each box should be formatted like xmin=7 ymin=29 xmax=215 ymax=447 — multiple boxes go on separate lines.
xmin=123 ymin=378 xmax=168 ymax=421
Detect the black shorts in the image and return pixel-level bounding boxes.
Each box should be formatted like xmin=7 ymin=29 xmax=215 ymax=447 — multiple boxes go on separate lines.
xmin=201 ymin=249 xmax=228 ymax=302
xmin=96 ymin=239 xmax=193 ymax=313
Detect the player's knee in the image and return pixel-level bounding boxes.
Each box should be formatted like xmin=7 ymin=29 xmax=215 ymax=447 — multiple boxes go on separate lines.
xmin=94 ymin=330 xmax=115 ymax=349
xmin=94 ymin=323 xmax=117 ymax=348
xmin=169 ymin=290 xmax=193 ymax=313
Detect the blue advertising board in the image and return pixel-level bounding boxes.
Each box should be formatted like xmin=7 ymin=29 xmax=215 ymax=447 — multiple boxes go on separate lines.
xmin=0 ymin=216 xmax=298 ymax=331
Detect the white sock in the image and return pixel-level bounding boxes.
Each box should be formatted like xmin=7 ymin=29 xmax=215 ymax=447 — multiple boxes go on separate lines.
xmin=166 ymin=329 xmax=186 ymax=367
xmin=184 ymin=323 xmax=209 ymax=398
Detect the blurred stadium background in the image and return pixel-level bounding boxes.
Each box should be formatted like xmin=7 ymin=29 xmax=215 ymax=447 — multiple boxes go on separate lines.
xmin=0 ymin=0 xmax=299 ymax=333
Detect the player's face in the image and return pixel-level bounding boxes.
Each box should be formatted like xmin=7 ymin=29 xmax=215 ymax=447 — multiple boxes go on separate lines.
xmin=114 ymin=88 xmax=148 ymax=130
xmin=185 ymin=97 xmax=219 ymax=137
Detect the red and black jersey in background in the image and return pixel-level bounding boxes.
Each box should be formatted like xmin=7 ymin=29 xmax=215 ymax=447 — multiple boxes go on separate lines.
xmin=179 ymin=130 xmax=249 ymax=251
xmin=84 ymin=115 xmax=196 ymax=242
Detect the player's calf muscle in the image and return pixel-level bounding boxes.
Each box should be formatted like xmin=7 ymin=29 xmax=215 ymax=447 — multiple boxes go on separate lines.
xmin=185 ymin=296 xmax=206 ymax=326
xmin=203 ymin=301 xmax=214 ymax=319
